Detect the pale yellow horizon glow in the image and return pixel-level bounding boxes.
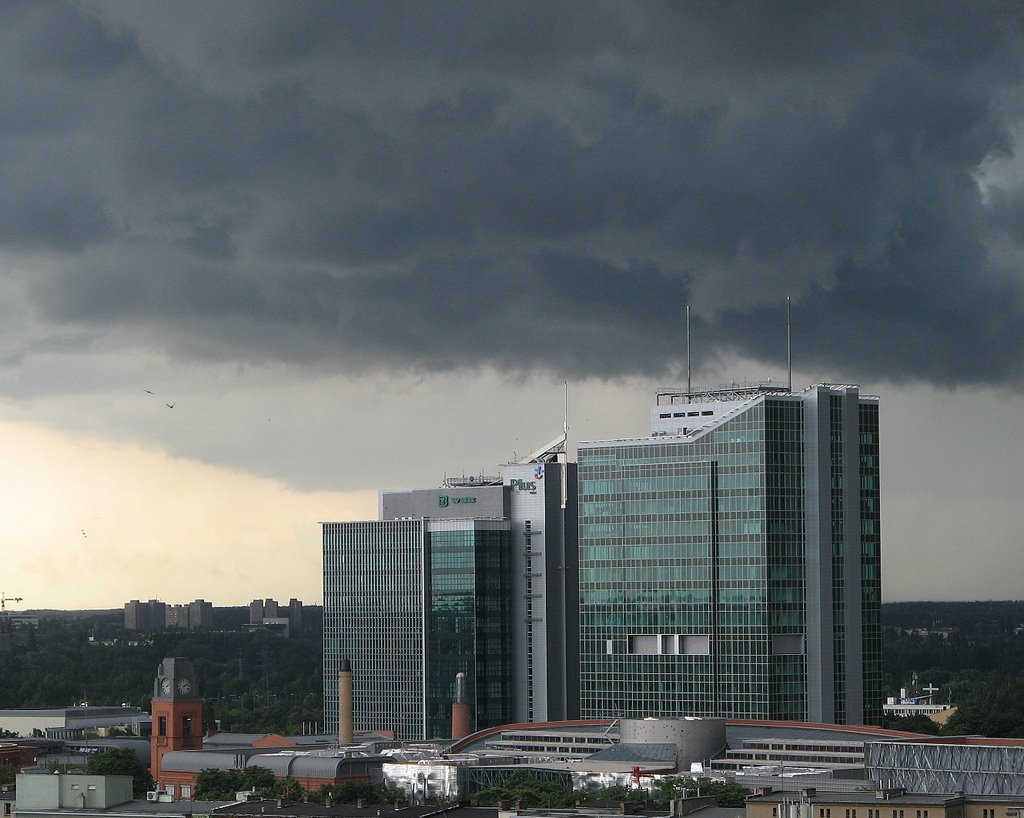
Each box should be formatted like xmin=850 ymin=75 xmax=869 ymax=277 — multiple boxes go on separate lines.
xmin=0 ymin=419 xmax=377 ymax=610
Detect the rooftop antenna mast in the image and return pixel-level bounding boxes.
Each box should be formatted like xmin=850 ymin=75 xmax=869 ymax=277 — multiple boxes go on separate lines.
xmin=686 ymin=304 xmax=692 ymax=399
xmin=787 ymin=295 xmax=792 ymax=391
xmin=0 ymin=592 xmax=22 ymax=652
xmin=563 ymin=380 xmax=568 ymax=438
xmin=562 ymin=380 xmax=569 ymax=509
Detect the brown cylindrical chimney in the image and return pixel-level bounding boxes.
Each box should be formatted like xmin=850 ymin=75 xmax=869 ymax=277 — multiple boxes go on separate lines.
xmin=451 ymin=671 xmax=470 ymax=739
xmin=339 ymin=659 xmax=353 ymax=744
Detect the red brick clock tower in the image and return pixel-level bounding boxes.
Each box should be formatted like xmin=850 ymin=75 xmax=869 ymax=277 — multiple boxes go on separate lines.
xmin=150 ymin=657 xmax=203 ymax=791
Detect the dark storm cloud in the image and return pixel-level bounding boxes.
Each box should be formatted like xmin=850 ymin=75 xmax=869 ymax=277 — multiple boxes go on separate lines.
xmin=5 ymin=1 xmax=1024 ymax=387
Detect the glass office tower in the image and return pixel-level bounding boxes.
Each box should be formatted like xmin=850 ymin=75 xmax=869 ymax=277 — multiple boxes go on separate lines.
xmin=577 ymin=383 xmax=881 ymax=725
xmin=323 ymin=438 xmax=577 ymax=741
xmin=425 ymin=521 xmax=513 ymax=737
xmin=322 ymin=517 xmax=513 ymax=740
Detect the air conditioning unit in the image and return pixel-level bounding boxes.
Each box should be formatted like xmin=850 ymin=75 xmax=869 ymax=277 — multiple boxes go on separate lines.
xmin=146 ymin=792 xmax=159 ymax=802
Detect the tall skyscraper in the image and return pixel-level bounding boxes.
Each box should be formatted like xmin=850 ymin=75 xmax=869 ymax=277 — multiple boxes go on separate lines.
xmin=577 ymin=383 xmax=881 ymax=725
xmin=323 ymin=516 xmax=514 ymax=740
xmin=322 ymin=437 xmax=578 ymax=741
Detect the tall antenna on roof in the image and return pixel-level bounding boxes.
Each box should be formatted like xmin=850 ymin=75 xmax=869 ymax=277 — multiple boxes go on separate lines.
xmin=562 ymin=380 xmax=569 ymax=509
xmin=563 ymin=380 xmax=568 ymax=437
xmin=686 ymin=304 xmax=692 ymax=397
xmin=787 ymin=296 xmax=792 ymax=391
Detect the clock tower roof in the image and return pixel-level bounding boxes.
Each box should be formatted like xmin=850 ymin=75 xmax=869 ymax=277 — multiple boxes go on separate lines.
xmin=154 ymin=656 xmax=200 ymax=700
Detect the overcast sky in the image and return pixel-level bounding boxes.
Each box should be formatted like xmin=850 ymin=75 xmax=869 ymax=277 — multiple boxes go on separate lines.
xmin=3 ymin=1 xmax=1024 ymax=610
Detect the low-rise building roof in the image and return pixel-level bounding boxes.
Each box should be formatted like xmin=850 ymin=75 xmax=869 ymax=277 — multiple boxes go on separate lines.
xmin=213 ymin=800 xmax=496 ymax=818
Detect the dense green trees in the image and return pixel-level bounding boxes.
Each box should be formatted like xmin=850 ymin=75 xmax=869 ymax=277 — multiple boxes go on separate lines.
xmin=86 ymin=748 xmax=155 ymax=797
xmin=941 ymin=673 xmax=1024 ymax=737
xmin=474 ymin=771 xmax=578 ymax=808
xmin=882 ymin=602 xmax=1024 ymax=738
xmin=193 ymin=769 xmax=405 ymax=804
xmin=589 ymin=785 xmax=645 ymax=803
xmin=471 ymin=774 xmax=750 ymax=810
xmin=322 ymin=781 xmax=406 ymax=804
xmin=7 ymin=601 xmax=1024 ymax=744
xmin=195 ymin=766 xmax=276 ymax=800
xmin=0 ymin=614 xmax=325 ymax=734
xmin=880 ymin=713 xmax=941 ymax=735
xmin=883 ymin=602 xmax=1024 ymax=634
xmin=650 ymin=777 xmax=750 ymax=808
xmin=588 ymin=778 xmax=750 ymax=809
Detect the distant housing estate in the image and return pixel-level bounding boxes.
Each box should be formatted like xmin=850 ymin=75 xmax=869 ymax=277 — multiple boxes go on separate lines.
xmin=123 ymin=599 xmax=212 ymax=631
xmin=123 ymin=598 xmax=306 ymax=634
xmin=248 ymin=598 xmax=303 ymax=636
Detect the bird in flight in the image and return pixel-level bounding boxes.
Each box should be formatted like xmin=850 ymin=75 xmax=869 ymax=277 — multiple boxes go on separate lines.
xmin=144 ymin=389 xmax=154 ymax=394
xmin=166 ymin=402 xmax=175 ymax=409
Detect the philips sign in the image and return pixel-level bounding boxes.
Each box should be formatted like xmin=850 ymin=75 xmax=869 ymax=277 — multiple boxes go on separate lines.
xmin=510 ymin=479 xmax=537 ymax=492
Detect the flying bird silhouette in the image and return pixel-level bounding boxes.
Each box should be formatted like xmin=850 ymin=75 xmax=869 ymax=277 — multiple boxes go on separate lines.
xmin=166 ymin=402 xmax=175 ymax=409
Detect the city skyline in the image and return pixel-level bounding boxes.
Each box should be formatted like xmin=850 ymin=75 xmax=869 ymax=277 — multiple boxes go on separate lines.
xmin=3 ymin=3 xmax=1024 ymax=609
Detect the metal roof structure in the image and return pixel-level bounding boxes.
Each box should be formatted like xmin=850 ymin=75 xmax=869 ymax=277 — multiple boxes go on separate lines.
xmin=161 ymin=750 xmax=253 ymax=773
xmin=203 ymin=733 xmax=337 ymax=748
xmin=213 ymin=802 xmax=497 ymax=818
xmin=586 ymin=743 xmax=678 ymax=765
xmin=866 ymin=739 xmax=1024 ymax=796
xmin=246 ymin=753 xmax=381 ymax=780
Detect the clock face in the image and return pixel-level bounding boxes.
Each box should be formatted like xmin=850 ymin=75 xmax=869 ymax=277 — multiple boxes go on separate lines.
xmin=160 ymin=678 xmax=172 ymax=695
xmin=177 ymin=678 xmax=192 ymax=695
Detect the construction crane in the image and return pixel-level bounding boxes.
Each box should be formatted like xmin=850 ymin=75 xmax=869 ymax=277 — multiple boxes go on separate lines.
xmin=0 ymin=591 xmax=23 ymax=650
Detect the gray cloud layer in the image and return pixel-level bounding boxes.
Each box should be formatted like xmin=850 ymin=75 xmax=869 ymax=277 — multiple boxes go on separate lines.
xmin=4 ymin=1 xmax=1024 ymax=389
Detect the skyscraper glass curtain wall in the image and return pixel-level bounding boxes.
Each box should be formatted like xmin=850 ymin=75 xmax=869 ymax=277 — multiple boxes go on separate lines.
xmin=323 ymin=520 xmax=427 ymax=740
xmin=322 ymin=518 xmax=514 ymax=740
xmin=425 ymin=523 xmax=513 ymax=737
xmin=577 ymin=384 xmax=881 ymax=725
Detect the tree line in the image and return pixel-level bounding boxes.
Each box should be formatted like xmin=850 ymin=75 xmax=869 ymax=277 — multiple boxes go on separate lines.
xmin=193 ymin=767 xmax=404 ymax=803
xmin=5 ymin=601 xmax=1024 ymax=739
xmin=0 ymin=614 xmax=325 ymax=735
xmin=472 ymin=771 xmax=750 ymax=809
xmin=882 ymin=600 xmax=1024 ymax=737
